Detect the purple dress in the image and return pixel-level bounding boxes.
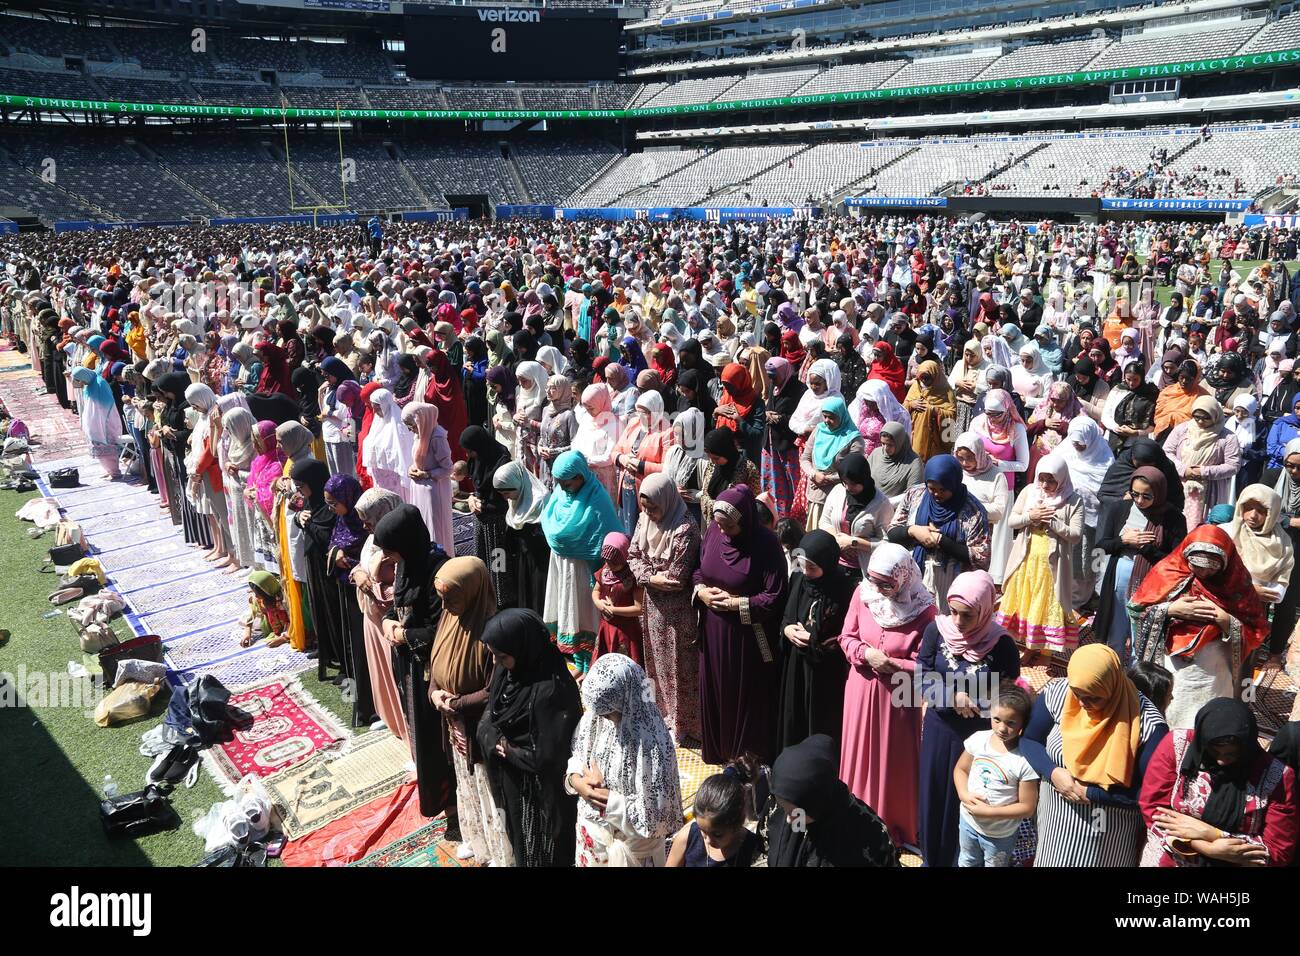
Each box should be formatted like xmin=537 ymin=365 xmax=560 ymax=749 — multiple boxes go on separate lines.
xmin=692 ymin=486 xmax=789 ymax=766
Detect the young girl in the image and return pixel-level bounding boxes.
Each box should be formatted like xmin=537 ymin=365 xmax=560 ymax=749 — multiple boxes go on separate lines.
xmin=996 ymin=453 xmax=1083 ymax=665
xmin=953 ymin=685 xmax=1039 ymax=867
xmin=666 ymin=771 xmax=762 ymax=867
xmin=592 ymin=532 xmax=645 ymax=665
xmin=239 ymin=570 xmax=290 ymax=648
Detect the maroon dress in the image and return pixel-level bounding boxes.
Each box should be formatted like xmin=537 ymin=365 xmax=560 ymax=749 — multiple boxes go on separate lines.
xmin=593 ymin=570 xmax=643 ymax=665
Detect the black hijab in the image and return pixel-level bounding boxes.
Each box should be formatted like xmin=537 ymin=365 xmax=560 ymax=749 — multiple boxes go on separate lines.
xmin=789 ymin=530 xmax=856 ymax=650
xmin=512 ymin=329 xmax=538 ymax=364
xmin=704 ymin=427 xmax=741 ymax=498
xmin=678 ymin=338 xmax=716 ymax=385
xmin=155 ymin=371 xmax=192 ymax=436
xmin=290 ymin=457 xmax=334 ymax=548
xmin=374 ymin=503 xmax=432 ymax=614
xmin=1098 ymin=437 xmax=1184 ymax=509
xmin=835 ymin=452 xmax=876 ymax=525
xmin=291 ymin=364 xmax=321 ymax=429
xmin=766 ymin=734 xmax=898 ymax=868
xmin=1182 ymin=698 xmax=1262 ymax=834
xmin=393 ymin=353 xmax=418 ymax=400
xmin=479 ymin=608 xmax=580 ymax=742
xmin=246 ymin=390 xmax=303 ymax=426
xmin=678 ymin=368 xmax=717 ymax=421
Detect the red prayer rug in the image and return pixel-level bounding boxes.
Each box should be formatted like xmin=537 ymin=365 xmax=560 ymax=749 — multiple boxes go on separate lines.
xmin=204 ymin=679 xmax=350 ymax=790
xmin=282 ymin=781 xmax=463 ymax=867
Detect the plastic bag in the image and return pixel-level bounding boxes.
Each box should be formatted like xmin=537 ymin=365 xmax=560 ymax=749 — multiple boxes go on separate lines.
xmin=114 ymin=658 xmax=168 ymax=689
xmin=193 ymin=775 xmax=273 ymax=852
xmin=93 ymin=679 xmax=163 ymax=727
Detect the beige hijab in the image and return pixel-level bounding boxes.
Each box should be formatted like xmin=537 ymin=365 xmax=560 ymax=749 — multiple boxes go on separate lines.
xmin=1227 ymin=484 xmax=1295 ymax=584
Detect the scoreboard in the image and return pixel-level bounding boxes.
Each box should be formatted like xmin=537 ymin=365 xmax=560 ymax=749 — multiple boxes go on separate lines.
xmin=403 ymin=7 xmax=623 ymax=82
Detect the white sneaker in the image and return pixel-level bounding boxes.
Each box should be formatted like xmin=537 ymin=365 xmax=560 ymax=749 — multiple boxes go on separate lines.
xmin=370 ymin=719 xmax=387 ymax=732
xmin=456 ymin=843 xmax=477 ymax=861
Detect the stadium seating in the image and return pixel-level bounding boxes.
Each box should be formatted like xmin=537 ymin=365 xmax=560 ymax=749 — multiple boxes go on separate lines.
xmin=1084 ymin=23 xmax=1261 ymax=69
xmin=711 ymin=141 xmax=918 ymax=205
xmin=513 ymin=140 xmax=621 ymax=204
xmin=620 ymin=144 xmax=806 ymax=205
xmin=442 ymin=87 xmax=523 ymax=111
xmin=567 ymin=148 xmax=711 ymax=206
xmin=879 ymin=54 xmax=1000 ymax=89
xmin=974 ymin=37 xmax=1111 ymax=81
xmin=399 ymin=141 xmax=525 ymax=206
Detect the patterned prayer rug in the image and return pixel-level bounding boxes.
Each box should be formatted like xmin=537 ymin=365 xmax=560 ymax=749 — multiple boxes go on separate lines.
xmin=203 ymin=678 xmax=350 ymax=790
xmin=350 ymin=817 xmax=464 ymax=868
xmin=264 ymin=729 xmax=411 ymax=839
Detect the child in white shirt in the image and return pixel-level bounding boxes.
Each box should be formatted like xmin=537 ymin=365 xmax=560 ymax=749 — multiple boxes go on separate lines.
xmin=953 ymin=685 xmax=1039 ymax=867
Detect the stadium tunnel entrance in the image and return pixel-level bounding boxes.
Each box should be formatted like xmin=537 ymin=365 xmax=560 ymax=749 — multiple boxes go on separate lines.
xmin=444 ymin=195 xmax=491 ymax=219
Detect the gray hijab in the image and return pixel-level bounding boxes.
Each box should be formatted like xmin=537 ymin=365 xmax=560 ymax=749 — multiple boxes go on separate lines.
xmin=868 ymin=421 xmax=920 ymax=495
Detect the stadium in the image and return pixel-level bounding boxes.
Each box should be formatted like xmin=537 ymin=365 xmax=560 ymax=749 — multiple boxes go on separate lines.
xmin=0 ymin=0 xmax=1297 ymax=225
xmin=3 ymin=0 xmax=1300 ymax=897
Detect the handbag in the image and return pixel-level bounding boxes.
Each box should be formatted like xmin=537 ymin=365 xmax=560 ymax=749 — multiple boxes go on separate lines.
xmin=99 ymin=785 xmax=180 ymax=839
xmin=80 ymin=623 xmax=120 ymax=654
xmin=48 ymin=542 xmax=86 ymax=565
xmin=48 ymin=467 xmax=80 ymax=488
xmin=98 ymin=634 xmax=164 ymax=686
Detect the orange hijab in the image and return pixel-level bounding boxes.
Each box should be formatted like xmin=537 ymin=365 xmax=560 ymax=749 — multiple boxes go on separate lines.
xmin=1060 ymin=645 xmax=1142 ymax=790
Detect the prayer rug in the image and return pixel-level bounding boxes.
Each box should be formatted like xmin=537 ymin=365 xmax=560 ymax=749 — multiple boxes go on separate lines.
xmin=349 ymin=811 xmax=462 ymax=868
xmin=264 ymin=728 xmax=411 ymax=839
xmin=203 ymin=678 xmax=350 ymax=790
xmin=281 ymin=781 xmax=454 ymax=867
xmin=676 ymin=745 xmax=723 ymax=820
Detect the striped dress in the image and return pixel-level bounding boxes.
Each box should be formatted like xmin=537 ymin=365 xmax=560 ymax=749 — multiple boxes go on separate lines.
xmin=1032 ymin=679 xmax=1168 ymax=867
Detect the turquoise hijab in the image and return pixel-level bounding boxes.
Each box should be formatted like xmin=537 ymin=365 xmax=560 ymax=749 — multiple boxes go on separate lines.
xmin=811 ymin=395 xmax=860 ymax=470
xmin=541 ymin=450 xmax=623 ymax=564
xmin=71 ymin=366 xmax=114 ymax=409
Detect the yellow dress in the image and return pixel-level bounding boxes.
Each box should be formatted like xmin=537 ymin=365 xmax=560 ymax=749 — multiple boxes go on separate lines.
xmin=274 ymin=458 xmax=309 ymax=651
xmin=995 ymin=528 xmax=1079 ymax=653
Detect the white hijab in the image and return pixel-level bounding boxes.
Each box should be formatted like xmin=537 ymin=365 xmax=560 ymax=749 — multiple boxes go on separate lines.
xmin=860 ymin=541 xmax=936 ymax=629
xmin=361 ymin=388 xmax=414 ymax=475
xmin=789 ymin=358 xmax=842 ymax=435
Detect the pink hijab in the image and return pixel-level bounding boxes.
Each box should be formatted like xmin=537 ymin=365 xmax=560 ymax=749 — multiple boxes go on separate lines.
xmin=248 ymin=420 xmax=285 ymax=518
xmin=935 ymin=570 xmax=1008 ymax=662
xmin=400 ymin=401 xmax=443 ymax=469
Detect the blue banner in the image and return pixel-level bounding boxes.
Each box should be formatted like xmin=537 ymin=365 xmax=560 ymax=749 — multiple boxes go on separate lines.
xmin=400 ymin=209 xmax=470 ymax=222
xmin=1243 ymin=214 xmax=1300 ymax=229
xmin=0 ymin=219 xmax=17 ymax=235
xmin=207 ymin=213 xmax=359 ymax=227
xmin=844 ymin=197 xmax=948 ymax=208
xmin=496 ymin=205 xmax=821 ymax=222
xmin=1099 ymin=198 xmax=1252 ymax=212
xmin=53 ymin=219 xmax=189 ymax=233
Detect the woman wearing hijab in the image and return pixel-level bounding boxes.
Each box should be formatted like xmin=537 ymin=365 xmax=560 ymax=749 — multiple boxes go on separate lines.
xmin=612 ymin=389 xmax=673 ymax=535
xmin=1011 ymin=341 xmax=1051 ymax=414
xmin=818 ymin=451 xmax=892 ymax=575
xmin=351 ymin=488 xmax=408 ymax=744
xmin=375 ymin=504 xmax=455 ymax=819
xmin=1101 ymin=358 xmax=1158 ymax=452
xmin=713 ymin=362 xmax=765 ymax=466
xmin=1154 ymin=360 xmax=1211 ymax=440
xmin=764 ymin=733 xmax=899 ymax=867
xmin=1024 ymin=381 xmax=1080 ymax=479
xmin=460 ymin=424 xmax=515 ymax=609
xmin=323 ymin=473 xmax=375 ymax=723
xmin=904 ymin=359 xmax=956 ymax=460
xmin=537 ymin=374 xmax=578 ymax=491
xmin=1140 ymin=697 xmax=1297 ymax=867
xmin=1226 ymin=484 xmax=1296 ymax=652
xmin=475 ymin=613 xmax=582 ymax=868
xmin=1095 ymin=466 xmax=1187 ymax=662
xmin=838 ymin=542 xmax=936 ymax=847
xmin=798 ymin=394 xmax=865 ymax=531
xmin=572 ymin=381 xmax=622 ymax=505
xmin=254 ymin=339 xmax=295 ymax=396
xmin=1130 ymin=525 xmax=1270 ymax=730
xmin=697 ymin=427 xmax=759 ymax=526
xmin=1163 ymin=394 xmax=1240 ymax=530
xmin=1266 ymin=394 xmax=1300 ymax=471
xmin=887 ymin=454 xmax=991 ymax=613
xmin=185 ymin=384 xmax=237 ymax=568
xmin=953 ymin=432 xmax=1014 ymax=588
xmin=486 ymin=458 xmax=548 ymax=616
xmin=868 ymin=417 xmax=924 ymax=513
xmin=850 ymin=379 xmax=912 ymax=457
xmin=155 ymin=372 xmax=214 ymax=549
xmin=867 ymin=339 xmax=907 ymax=403
xmin=1019 ymin=644 xmax=1168 ymax=866
xmin=427 ymin=557 xmax=511 ymax=866
xmin=760 ymin=356 xmax=806 ymax=521
xmin=399 ymin=402 xmax=454 ymax=555
xmin=287 ymin=460 xmax=343 ymax=686
xmin=361 ymin=387 xmax=413 ymax=500
xmin=510 ymin=359 xmax=547 ymax=477
xmin=1264 ymin=436 xmax=1300 ymax=671
xmin=834 ymin=331 xmax=868 ymax=404
xmin=997 ymin=453 xmax=1084 ymax=663
xmin=916 ymin=570 xmax=1020 ymax=866
xmin=693 ymin=484 xmax=788 ymax=766
xmin=541 ymin=451 xmax=623 ymax=677
xmin=628 ymin=472 xmax=702 ymax=745
xmin=486 ymin=364 xmax=518 ymax=458
xmin=317 ymin=356 xmax=358 ymax=477
xmin=69 ymin=365 xmax=123 ymax=479
xmin=950 ymin=337 xmax=988 ymax=435
xmin=1060 ymin=415 xmax=1114 ymax=604
xmin=968 ymin=386 xmax=1029 ymax=502
xmin=390 ymin=352 xmax=419 ymax=408
xmin=563 ymin=653 xmax=682 ymax=867
xmin=218 ymin=406 xmax=258 ymax=571
xmin=461 ymin=335 xmax=492 ymax=430
xmin=777 ymin=530 xmax=854 ymax=751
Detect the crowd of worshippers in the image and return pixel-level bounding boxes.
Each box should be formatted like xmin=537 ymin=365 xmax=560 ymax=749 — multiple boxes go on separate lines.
xmin=5 ymin=212 xmax=1299 ymax=869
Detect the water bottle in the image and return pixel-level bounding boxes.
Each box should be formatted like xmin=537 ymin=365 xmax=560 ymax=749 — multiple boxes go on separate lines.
xmin=103 ymin=774 xmax=118 ymax=799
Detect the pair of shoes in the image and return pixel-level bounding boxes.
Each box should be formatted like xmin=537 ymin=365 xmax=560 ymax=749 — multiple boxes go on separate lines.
xmin=455 ymin=843 xmax=477 ymax=861
xmin=1 ymin=478 xmax=34 ymax=492
xmin=370 ymin=719 xmax=387 ymax=733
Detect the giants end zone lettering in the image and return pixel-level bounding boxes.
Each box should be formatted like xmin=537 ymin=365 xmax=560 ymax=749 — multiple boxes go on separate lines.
xmin=478 ymin=9 xmax=541 ymax=22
